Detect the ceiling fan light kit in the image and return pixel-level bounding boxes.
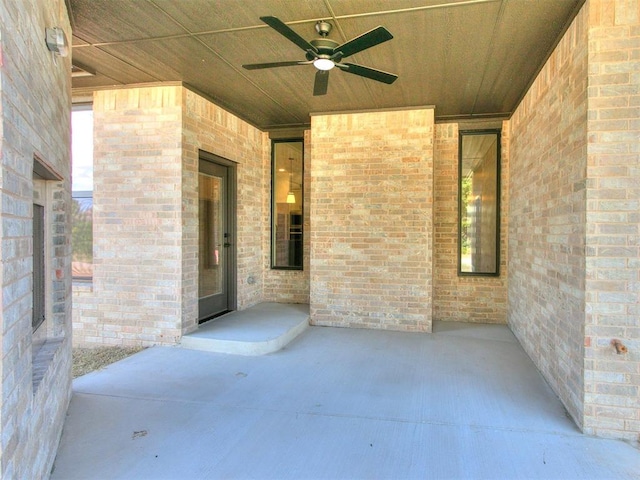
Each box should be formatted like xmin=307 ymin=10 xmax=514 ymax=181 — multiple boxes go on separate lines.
xmin=313 ymin=58 xmax=335 ymax=71
xmin=243 ymin=16 xmax=398 ymax=96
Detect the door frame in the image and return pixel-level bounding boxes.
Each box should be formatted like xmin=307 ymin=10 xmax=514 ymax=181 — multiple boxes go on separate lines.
xmin=198 ymin=150 xmax=237 ymax=321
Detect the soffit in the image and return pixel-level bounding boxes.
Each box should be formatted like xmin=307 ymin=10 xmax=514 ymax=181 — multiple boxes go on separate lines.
xmin=68 ymin=0 xmax=585 ymax=131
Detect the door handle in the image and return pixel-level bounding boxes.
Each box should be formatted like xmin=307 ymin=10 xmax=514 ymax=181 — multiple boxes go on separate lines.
xmin=223 ymin=242 xmax=231 ymax=248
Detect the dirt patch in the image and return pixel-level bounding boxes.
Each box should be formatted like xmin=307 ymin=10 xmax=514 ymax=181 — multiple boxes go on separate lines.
xmin=72 ymin=347 xmax=145 ymax=378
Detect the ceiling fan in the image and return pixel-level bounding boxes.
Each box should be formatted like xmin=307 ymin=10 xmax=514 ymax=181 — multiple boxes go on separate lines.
xmin=242 ymin=16 xmax=398 ymax=96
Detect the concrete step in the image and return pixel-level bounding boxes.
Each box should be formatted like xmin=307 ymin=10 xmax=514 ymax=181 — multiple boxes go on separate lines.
xmin=181 ymin=302 xmax=309 ymax=355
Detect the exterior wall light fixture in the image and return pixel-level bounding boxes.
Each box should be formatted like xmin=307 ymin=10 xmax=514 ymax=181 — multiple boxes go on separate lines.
xmin=45 ymin=27 xmax=69 ymax=57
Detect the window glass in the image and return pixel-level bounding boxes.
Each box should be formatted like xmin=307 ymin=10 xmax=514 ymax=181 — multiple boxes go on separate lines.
xmin=72 ymin=106 xmax=94 ymax=279
xmin=72 ymin=107 xmax=93 ymax=191
xmin=458 ymin=130 xmax=500 ymax=276
xmin=271 ymin=140 xmax=303 ymax=269
xmin=33 ymin=203 xmax=45 ymax=331
xmin=72 ymin=193 xmax=93 ymax=279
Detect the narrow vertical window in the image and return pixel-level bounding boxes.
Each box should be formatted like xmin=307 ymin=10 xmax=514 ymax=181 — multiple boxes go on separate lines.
xmin=32 ymin=203 xmax=45 ymax=332
xmin=32 ymin=156 xmax=63 ymax=352
xmin=271 ymin=139 xmax=303 ymax=269
xmin=458 ymin=130 xmax=500 ymax=276
xmin=71 ymin=192 xmax=93 ymax=279
xmin=71 ymin=105 xmax=94 ymax=279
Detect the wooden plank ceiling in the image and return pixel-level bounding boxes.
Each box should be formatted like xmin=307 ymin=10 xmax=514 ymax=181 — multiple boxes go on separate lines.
xmin=68 ymin=0 xmax=585 ymax=131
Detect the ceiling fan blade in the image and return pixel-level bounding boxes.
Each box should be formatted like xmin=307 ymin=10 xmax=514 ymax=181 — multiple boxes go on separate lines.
xmin=260 ymin=16 xmax=318 ymax=54
xmin=336 ymin=63 xmax=398 ymax=85
xmin=337 ymin=63 xmax=398 ymax=84
xmin=334 ymin=26 xmax=393 ymax=58
xmin=243 ymin=60 xmax=310 ymax=70
xmin=313 ymin=70 xmax=329 ymax=96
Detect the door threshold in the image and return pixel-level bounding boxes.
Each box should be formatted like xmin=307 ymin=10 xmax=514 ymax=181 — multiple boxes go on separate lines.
xmin=198 ymin=309 xmax=232 ymax=325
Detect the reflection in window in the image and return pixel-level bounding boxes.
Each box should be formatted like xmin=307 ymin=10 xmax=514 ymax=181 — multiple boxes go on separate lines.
xmin=272 ymin=140 xmax=303 ymax=269
xmin=72 ymin=106 xmax=93 ymax=191
xmin=198 ymin=172 xmax=222 ymax=298
xmin=33 ymin=203 xmax=45 ymax=331
xmin=459 ymin=130 xmax=500 ymax=276
xmin=72 ymin=193 xmax=93 ymax=279
xmin=72 ymin=106 xmax=94 ymax=279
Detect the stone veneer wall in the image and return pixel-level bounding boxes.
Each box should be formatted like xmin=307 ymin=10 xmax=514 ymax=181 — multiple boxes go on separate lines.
xmin=0 ymin=0 xmax=73 ymax=477
xmin=73 ymin=85 xmax=267 ymax=346
xmin=263 ymin=130 xmax=311 ymax=304
xmin=433 ymin=122 xmax=509 ymax=323
xmin=509 ymin=6 xmax=589 ymax=429
xmin=583 ymin=0 xmax=640 ymax=442
xmin=310 ymin=109 xmax=434 ymax=331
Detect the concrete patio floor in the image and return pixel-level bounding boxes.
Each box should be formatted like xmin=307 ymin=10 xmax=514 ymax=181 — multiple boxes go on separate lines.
xmin=52 ymin=320 xmax=639 ymax=479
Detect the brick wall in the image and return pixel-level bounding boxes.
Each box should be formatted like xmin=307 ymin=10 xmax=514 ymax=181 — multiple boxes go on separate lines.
xmin=263 ymin=130 xmax=311 ymax=304
xmin=433 ymin=122 xmax=508 ymax=323
xmin=67 ymin=0 xmax=639 ymax=446
xmin=183 ymin=88 xmax=267 ymax=316
xmin=583 ymin=0 xmax=640 ymax=442
xmin=73 ymin=86 xmax=184 ymax=347
xmin=509 ymin=6 xmax=589 ymax=429
xmin=73 ymin=85 xmax=267 ymax=346
xmin=310 ymin=109 xmax=434 ymax=331
xmin=0 ymin=0 xmax=73 ymax=477
xmin=509 ymin=0 xmax=640 ymax=443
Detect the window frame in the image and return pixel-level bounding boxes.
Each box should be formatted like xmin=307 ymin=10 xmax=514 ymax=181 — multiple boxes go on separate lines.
xmin=457 ymin=129 xmax=501 ymax=277
xmin=270 ymin=138 xmax=304 ymax=270
xmin=71 ymin=104 xmax=94 ymax=281
xmin=32 ymin=202 xmax=46 ymax=332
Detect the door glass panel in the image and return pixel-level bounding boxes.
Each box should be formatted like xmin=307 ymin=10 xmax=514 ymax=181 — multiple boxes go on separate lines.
xmin=198 ymin=156 xmax=234 ymax=322
xmin=199 ymin=173 xmax=223 ymax=298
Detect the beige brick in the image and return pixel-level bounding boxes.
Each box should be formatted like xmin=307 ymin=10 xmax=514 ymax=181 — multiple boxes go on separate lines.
xmin=509 ymin=4 xmax=589 ymax=429
xmin=74 ymin=86 xmax=267 ymax=346
xmin=309 ymin=109 xmax=434 ymax=332
xmin=509 ymin=0 xmax=640 ymax=443
xmin=432 ymin=122 xmax=508 ymax=324
xmin=0 ymin=0 xmax=73 ymax=477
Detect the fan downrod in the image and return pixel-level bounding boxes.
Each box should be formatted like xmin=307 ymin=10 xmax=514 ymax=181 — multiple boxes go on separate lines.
xmin=315 ymin=20 xmax=332 ymax=37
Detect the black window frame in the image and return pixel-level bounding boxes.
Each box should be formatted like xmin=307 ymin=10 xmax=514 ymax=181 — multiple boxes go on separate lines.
xmin=457 ymin=129 xmax=501 ymax=277
xmin=270 ymin=138 xmax=304 ymax=270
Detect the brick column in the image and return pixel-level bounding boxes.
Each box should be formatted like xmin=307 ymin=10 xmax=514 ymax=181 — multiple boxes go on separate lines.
xmin=90 ymin=87 xmax=184 ymax=345
xmin=310 ymin=108 xmax=434 ymax=332
xmin=583 ymin=0 xmax=640 ymax=442
xmin=508 ymin=5 xmax=588 ymax=428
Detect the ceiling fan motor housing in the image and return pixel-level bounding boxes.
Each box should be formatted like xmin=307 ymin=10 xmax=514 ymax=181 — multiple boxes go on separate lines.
xmin=306 ymin=38 xmax=340 ymax=61
xmin=315 ymin=20 xmax=332 ymax=36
